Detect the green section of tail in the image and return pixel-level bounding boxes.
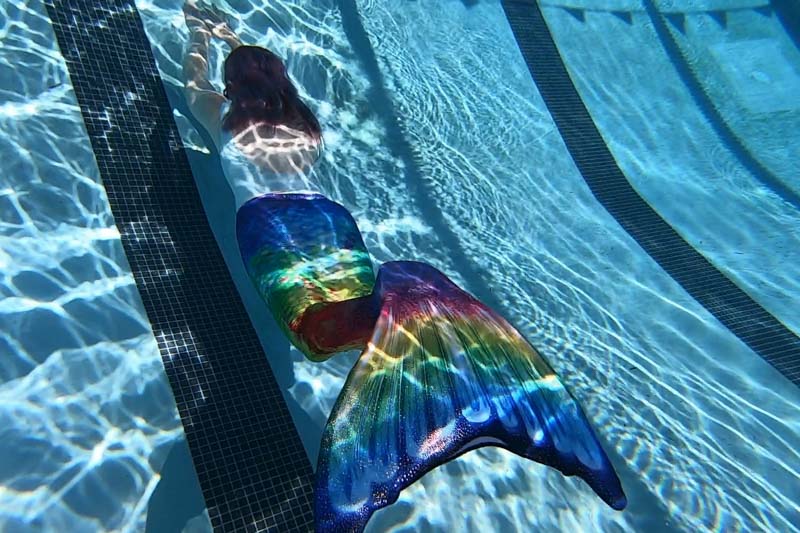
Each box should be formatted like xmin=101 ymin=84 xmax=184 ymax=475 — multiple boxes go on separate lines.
xmin=250 ymin=246 xmax=376 ymax=359
xmin=236 ymin=192 xmax=376 ymax=361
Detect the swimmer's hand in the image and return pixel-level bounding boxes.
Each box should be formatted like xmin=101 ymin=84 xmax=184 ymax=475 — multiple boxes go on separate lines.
xmin=183 ymin=0 xmax=241 ymax=48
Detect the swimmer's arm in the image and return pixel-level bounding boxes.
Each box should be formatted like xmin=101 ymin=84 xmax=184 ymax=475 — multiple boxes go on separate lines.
xmin=183 ymin=15 xmax=224 ymax=149
xmin=184 ymin=83 xmax=225 ymax=149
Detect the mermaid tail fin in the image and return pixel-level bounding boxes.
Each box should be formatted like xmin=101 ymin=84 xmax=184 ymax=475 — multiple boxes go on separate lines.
xmin=315 ymin=261 xmax=626 ymax=532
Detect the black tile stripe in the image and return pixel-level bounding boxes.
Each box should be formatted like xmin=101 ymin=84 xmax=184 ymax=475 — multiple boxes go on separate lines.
xmin=639 ymin=0 xmax=800 ymax=211
xmin=44 ymin=1 xmax=315 ymax=531
xmin=501 ymin=0 xmax=800 ymax=387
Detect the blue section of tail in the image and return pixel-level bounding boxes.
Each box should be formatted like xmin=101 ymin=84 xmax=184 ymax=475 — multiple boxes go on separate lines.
xmin=235 ymin=192 xmax=368 ymax=268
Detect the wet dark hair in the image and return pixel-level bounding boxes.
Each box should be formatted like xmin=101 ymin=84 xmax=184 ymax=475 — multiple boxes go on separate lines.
xmin=222 ymin=45 xmax=321 ymax=139
xmin=223 ymin=46 xmax=290 ymax=99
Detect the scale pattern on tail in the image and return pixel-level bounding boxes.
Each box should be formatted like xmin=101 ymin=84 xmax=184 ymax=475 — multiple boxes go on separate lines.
xmin=314 ymin=261 xmax=626 ymax=532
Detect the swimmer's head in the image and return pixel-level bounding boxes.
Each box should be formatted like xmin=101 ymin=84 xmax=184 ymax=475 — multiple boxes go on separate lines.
xmin=221 ymin=45 xmax=321 ymax=142
xmin=223 ymin=45 xmax=294 ymax=102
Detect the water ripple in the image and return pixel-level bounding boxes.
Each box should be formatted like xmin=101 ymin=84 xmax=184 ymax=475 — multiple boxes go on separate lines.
xmin=0 ymin=0 xmax=184 ymax=530
xmin=358 ymin=0 xmax=800 ymax=531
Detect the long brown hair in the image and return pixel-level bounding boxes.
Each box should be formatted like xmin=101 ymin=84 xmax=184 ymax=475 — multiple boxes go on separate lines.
xmin=221 ymin=45 xmax=321 ymax=140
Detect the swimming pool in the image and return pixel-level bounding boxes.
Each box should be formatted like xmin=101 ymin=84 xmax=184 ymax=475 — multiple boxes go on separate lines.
xmin=1 ymin=0 xmax=799 ymax=531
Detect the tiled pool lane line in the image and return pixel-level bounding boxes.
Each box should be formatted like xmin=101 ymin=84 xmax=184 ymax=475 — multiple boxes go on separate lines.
xmin=44 ymin=1 xmax=316 ymax=531
xmin=501 ymin=0 xmax=800 ymax=387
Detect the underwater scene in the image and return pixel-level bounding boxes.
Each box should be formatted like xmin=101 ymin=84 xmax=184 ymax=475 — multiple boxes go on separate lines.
xmin=1 ymin=0 xmax=799 ymax=531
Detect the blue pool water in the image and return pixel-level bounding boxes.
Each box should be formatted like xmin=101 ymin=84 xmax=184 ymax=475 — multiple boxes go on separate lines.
xmin=1 ymin=0 xmax=799 ymax=531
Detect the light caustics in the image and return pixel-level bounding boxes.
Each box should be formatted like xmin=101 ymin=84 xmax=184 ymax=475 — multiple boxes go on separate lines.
xmin=236 ymin=191 xmax=626 ymax=531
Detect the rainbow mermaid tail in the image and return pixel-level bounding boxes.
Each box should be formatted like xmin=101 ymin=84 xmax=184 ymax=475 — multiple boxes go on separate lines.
xmin=236 ymin=193 xmax=626 ymax=532
xmin=236 ymin=192 xmax=378 ymax=361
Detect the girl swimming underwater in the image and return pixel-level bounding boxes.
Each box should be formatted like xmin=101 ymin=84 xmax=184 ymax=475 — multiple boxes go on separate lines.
xmin=182 ymin=2 xmax=626 ymax=530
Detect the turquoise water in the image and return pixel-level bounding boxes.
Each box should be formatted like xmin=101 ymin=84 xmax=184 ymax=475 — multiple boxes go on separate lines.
xmin=2 ymin=0 xmax=799 ymax=531
xmin=0 ymin=0 xmax=184 ymax=530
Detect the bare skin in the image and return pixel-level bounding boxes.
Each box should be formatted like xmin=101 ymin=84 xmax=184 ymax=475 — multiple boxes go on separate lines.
xmin=182 ymin=0 xmax=241 ymax=149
